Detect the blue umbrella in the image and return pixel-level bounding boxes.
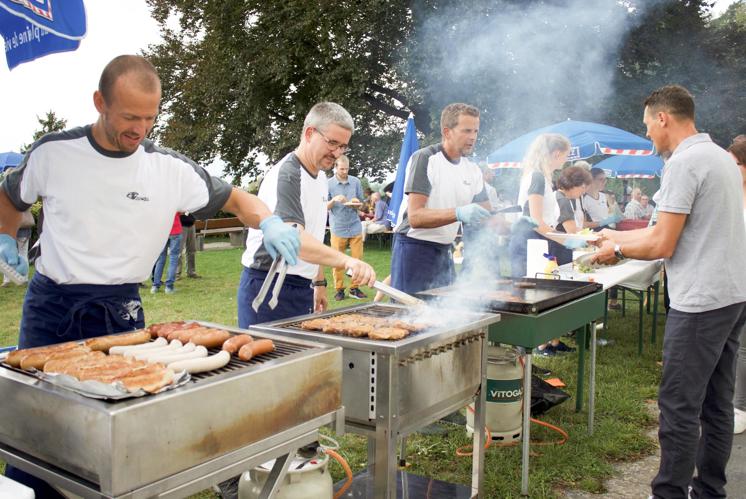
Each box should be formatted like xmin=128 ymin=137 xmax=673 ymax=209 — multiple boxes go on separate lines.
xmin=386 ymin=114 xmax=420 ymax=226
xmin=0 ymin=151 xmax=24 ymax=172
xmin=595 ymin=154 xmax=664 ymax=179
xmin=0 ymin=0 xmax=87 ymax=70
xmin=487 ymin=120 xmax=654 ymax=168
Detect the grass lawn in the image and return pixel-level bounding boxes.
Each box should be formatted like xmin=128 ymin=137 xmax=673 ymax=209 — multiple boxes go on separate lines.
xmin=0 ymin=244 xmax=666 ymax=498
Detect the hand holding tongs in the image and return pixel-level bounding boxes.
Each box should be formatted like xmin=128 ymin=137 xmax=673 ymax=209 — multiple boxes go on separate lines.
xmin=252 ymin=255 xmax=290 ymax=312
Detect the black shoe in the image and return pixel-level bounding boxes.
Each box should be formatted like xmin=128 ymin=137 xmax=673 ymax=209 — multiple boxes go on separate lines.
xmin=608 ymin=302 xmax=622 ymax=311
xmin=187 ymin=273 xmax=202 ymax=279
xmin=349 ymin=288 xmax=367 ymax=299
xmin=554 ymin=341 xmax=576 ymax=353
xmin=334 ymin=290 xmax=345 ymax=301
xmin=535 ymin=344 xmax=557 ymax=356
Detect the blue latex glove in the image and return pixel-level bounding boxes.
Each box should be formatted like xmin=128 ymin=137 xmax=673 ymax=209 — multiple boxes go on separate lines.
xmin=260 ymin=216 xmax=300 ymax=266
xmin=598 ymin=214 xmax=623 ymax=227
xmin=0 ymin=233 xmax=29 ymax=277
xmin=563 ymin=237 xmax=587 ymax=250
xmin=455 ymin=204 xmax=491 ymax=225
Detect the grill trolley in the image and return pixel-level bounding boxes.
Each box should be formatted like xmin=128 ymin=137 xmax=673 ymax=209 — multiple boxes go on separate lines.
xmin=0 ymin=324 xmax=345 ymax=498
xmin=252 ymin=303 xmax=501 ymax=498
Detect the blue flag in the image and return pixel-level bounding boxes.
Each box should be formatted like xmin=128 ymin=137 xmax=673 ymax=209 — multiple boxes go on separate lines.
xmin=386 ymin=115 xmax=420 ymax=226
xmin=0 ymin=0 xmax=86 ymax=70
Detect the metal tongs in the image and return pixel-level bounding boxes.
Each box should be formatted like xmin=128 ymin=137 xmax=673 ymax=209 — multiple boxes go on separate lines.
xmin=345 ymin=269 xmax=424 ymax=307
xmin=252 ymin=255 xmax=290 ymax=312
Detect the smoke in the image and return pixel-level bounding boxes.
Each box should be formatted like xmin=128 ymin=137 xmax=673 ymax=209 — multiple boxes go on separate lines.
xmin=410 ymin=0 xmax=660 ymax=148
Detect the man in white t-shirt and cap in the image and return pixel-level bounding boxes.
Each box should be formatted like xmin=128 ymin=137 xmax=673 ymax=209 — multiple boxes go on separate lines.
xmin=391 ymin=103 xmax=491 ymax=294
xmin=237 ymin=102 xmax=375 ymax=328
xmin=595 ymin=84 xmax=746 ymax=499
xmin=0 ymin=54 xmax=301 ymax=498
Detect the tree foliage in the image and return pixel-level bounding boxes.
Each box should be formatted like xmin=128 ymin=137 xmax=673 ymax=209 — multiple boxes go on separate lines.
xmin=22 ymin=111 xmax=67 ymax=152
xmin=144 ymin=0 xmax=746 ymax=183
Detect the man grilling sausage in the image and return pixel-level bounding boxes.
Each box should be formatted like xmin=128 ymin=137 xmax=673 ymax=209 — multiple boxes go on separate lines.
xmin=237 ymin=102 xmax=376 ymax=327
xmin=0 ymin=55 xmax=300 ymax=496
xmin=391 ymin=103 xmax=492 ymax=294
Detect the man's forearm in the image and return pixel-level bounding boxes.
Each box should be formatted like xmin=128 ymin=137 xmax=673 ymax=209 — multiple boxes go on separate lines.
xmin=299 ymin=232 xmax=350 ymax=268
xmin=604 ymin=226 xmax=654 ymax=244
xmin=221 ymin=188 xmax=272 ymax=229
xmin=0 ymin=188 xmax=22 ymax=238
xmin=409 ymin=207 xmax=458 ymax=228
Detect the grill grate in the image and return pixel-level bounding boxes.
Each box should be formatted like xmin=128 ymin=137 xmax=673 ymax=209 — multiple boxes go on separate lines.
xmin=189 ymin=340 xmax=310 ymax=381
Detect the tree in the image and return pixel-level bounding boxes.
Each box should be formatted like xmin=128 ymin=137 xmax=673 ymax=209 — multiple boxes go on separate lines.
xmin=22 ymin=111 xmax=68 ymax=152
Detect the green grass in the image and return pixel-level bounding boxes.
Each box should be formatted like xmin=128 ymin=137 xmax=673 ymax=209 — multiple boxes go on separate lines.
xmin=0 ymin=245 xmax=666 ymax=498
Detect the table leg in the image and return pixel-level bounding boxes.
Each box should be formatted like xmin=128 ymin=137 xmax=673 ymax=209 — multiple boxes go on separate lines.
xmin=652 ymin=281 xmax=660 ymax=344
xmin=576 ymin=326 xmax=587 ymax=413
xmin=638 ymin=291 xmax=644 ymax=356
xmin=521 ymin=352 xmax=532 ymax=496
xmin=604 ymin=290 xmax=609 ymax=330
xmin=589 ymin=321 xmax=597 ymax=435
xmin=622 ymin=288 xmax=626 ymax=317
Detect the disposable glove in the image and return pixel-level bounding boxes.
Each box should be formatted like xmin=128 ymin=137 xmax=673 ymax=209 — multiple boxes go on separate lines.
xmin=598 ymin=214 xmax=623 ymax=227
xmin=563 ymin=237 xmax=587 ymax=250
xmin=455 ymin=204 xmax=491 ymax=225
xmin=0 ymin=234 xmax=28 ymax=277
xmin=260 ymin=216 xmax=300 ymax=266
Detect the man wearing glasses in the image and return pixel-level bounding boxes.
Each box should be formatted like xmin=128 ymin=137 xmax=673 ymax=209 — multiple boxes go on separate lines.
xmin=327 ymin=155 xmax=367 ymax=301
xmin=237 ymin=102 xmax=376 ymax=328
xmin=391 ymin=103 xmax=492 ymax=294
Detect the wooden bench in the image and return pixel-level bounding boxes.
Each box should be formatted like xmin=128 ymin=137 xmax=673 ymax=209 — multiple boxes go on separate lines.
xmin=366 ymin=229 xmax=394 ymax=249
xmin=195 ymin=217 xmax=247 ymax=250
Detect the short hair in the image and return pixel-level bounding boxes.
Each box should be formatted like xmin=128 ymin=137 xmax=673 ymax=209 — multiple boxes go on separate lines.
xmin=99 ymin=55 xmax=160 ymax=104
xmin=303 ymin=102 xmax=354 ymax=134
xmin=441 ymin=103 xmax=480 ymax=131
xmin=729 ymin=138 xmax=746 ymax=165
xmin=590 ymin=167 xmax=606 ymax=180
xmin=644 ymin=85 xmax=695 ymax=121
xmin=334 ymin=155 xmax=349 ymax=168
xmin=631 ymin=187 xmax=642 ymax=196
xmin=557 ymin=166 xmax=592 ymax=190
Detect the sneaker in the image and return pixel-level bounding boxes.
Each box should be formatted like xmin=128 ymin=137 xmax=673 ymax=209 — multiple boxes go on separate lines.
xmin=187 ymin=273 xmax=202 ymax=279
xmin=608 ymin=302 xmax=622 ymax=311
xmin=735 ymin=408 xmax=746 ymax=434
xmin=536 ymin=345 xmax=556 ymax=356
xmin=165 ymin=286 xmax=175 ymax=294
xmin=349 ymin=288 xmax=367 ymax=299
xmin=596 ymin=338 xmax=615 ymax=347
xmin=554 ymin=341 xmax=576 ymax=353
xmin=150 ymin=286 xmax=158 ymax=294
xmin=334 ymin=290 xmax=345 ymax=301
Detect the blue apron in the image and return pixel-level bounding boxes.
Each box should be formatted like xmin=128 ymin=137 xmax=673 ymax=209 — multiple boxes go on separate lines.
xmin=391 ymin=233 xmax=455 ymax=295
xmin=237 ymin=267 xmax=313 ymax=328
xmin=17 ymin=272 xmax=145 ymax=349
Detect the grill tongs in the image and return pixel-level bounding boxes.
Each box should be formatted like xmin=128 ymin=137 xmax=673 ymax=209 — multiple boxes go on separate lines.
xmin=252 ymin=255 xmax=290 ymax=312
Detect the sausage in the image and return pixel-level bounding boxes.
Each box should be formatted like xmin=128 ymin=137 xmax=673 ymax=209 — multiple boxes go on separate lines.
xmin=146 ymin=345 xmax=207 ymax=365
xmin=130 ymin=340 xmax=183 ymax=360
xmin=20 ymin=346 xmax=91 ymax=371
xmin=168 ymin=350 xmax=231 ymax=374
xmin=84 ymin=330 xmax=151 ymax=352
xmin=5 ymin=342 xmax=81 ymax=368
xmin=167 ymin=326 xmax=207 ymax=342
xmin=222 ymin=334 xmax=253 ymax=354
xmin=109 ymin=337 xmax=168 ymax=355
xmin=190 ymin=329 xmax=232 ymax=349
xmin=238 ymin=339 xmax=275 ymax=361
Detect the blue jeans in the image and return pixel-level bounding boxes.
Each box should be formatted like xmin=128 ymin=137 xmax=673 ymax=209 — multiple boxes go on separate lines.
xmin=153 ymin=234 xmax=182 ymax=289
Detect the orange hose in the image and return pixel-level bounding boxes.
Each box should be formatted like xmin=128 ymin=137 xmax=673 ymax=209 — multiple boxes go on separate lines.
xmin=456 ymin=405 xmax=492 ymax=456
xmin=326 ymin=448 xmax=353 ymax=499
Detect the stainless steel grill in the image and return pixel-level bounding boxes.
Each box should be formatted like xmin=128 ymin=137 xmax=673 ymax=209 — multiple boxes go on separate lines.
xmin=251 ymin=303 xmax=501 ymax=499
xmin=0 ymin=324 xmax=344 ymax=498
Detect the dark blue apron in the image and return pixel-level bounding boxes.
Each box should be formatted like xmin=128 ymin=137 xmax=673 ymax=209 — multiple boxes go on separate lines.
xmin=17 ymin=272 xmax=145 ymax=348
xmin=391 ymin=233 xmax=455 ymax=295
xmin=7 ymin=272 xmax=145 ymax=495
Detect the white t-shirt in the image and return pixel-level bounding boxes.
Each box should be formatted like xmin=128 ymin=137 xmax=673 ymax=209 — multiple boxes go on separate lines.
xmin=582 ymin=192 xmax=610 ymax=222
xmin=1 ymin=126 xmax=231 ymax=285
xmin=395 ymin=144 xmax=487 ymax=245
xmin=242 ymin=153 xmax=328 ymax=280
xmin=517 ymin=170 xmax=559 ymax=228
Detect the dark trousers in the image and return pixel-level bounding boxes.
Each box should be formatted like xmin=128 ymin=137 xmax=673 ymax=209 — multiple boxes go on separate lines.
xmin=390 ymin=233 xmax=454 ymax=294
xmin=652 ymin=301 xmax=746 ymax=499
xmin=237 ymin=267 xmax=313 ymax=328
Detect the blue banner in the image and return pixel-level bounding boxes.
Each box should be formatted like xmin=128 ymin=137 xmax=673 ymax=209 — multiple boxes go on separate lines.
xmin=386 ymin=115 xmax=420 ymax=227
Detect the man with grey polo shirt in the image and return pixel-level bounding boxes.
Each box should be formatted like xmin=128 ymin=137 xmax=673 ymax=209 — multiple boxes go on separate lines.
xmin=595 ymin=85 xmax=746 ymax=499
xmin=327 ymin=155 xmax=366 ymax=301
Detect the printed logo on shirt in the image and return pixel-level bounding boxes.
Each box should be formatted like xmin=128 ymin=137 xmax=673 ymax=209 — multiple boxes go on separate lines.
xmin=126 ymin=192 xmax=150 ymax=202
xmin=463 ymin=180 xmax=472 ymax=186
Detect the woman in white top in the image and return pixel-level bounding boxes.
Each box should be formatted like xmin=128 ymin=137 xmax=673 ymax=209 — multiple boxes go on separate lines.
xmin=582 ymin=167 xmax=622 ymax=229
xmin=729 ymin=136 xmax=746 ymax=434
xmin=509 ymin=133 xmax=571 ymax=278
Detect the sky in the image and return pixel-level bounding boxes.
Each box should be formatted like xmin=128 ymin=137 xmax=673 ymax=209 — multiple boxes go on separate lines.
xmin=0 ymin=0 xmax=739 ymax=177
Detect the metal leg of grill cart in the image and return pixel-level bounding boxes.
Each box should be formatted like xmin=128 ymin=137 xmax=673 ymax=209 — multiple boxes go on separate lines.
xmin=258 ymin=450 xmax=295 ymax=499
xmin=520 ymin=352 xmax=532 ymax=496
xmin=471 ymin=334 xmax=488 ymax=498
xmin=589 ymin=320 xmax=597 ymax=435
xmin=374 ymin=354 xmax=399 ymax=498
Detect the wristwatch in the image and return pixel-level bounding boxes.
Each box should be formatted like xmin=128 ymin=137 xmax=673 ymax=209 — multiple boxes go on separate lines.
xmin=613 ymin=244 xmax=625 ymax=260
xmin=312 ymin=279 xmax=328 ymax=288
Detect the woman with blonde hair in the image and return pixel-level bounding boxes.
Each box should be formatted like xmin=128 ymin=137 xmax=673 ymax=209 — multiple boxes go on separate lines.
xmin=508 ymin=133 xmax=572 ymax=278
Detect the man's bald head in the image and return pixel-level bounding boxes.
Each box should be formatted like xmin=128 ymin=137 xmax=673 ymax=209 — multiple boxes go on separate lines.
xmin=99 ymin=55 xmax=160 ymax=104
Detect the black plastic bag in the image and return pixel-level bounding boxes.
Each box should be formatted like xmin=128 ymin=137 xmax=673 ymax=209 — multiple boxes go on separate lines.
xmin=530 ymin=375 xmax=570 ymax=416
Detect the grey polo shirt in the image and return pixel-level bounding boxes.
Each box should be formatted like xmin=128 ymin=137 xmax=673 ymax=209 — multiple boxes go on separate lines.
xmin=328 ymin=174 xmax=363 ymax=237
xmin=657 ymin=133 xmax=746 ymax=313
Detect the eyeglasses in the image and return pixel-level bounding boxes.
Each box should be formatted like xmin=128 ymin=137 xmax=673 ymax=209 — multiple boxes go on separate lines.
xmin=315 ymin=129 xmax=350 ymax=153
